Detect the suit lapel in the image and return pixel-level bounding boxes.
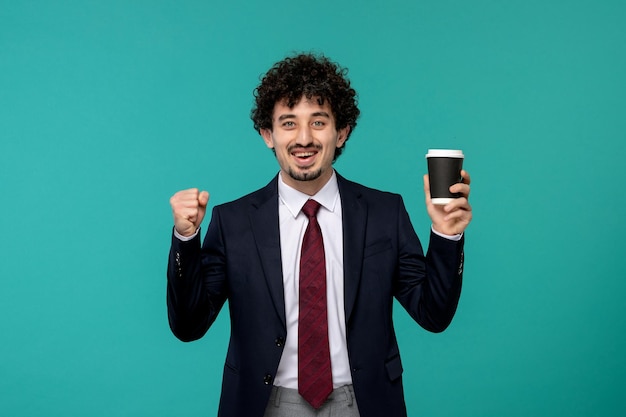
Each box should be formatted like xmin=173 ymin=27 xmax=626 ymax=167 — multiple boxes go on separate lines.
xmin=337 ymin=174 xmax=367 ymax=323
xmin=249 ymin=176 xmax=287 ymax=329
xmin=246 ymin=174 xmax=367 ymax=329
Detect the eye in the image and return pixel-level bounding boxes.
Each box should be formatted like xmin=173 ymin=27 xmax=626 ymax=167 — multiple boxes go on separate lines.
xmin=312 ymin=120 xmax=325 ymax=127
xmin=282 ymin=121 xmax=295 ymax=128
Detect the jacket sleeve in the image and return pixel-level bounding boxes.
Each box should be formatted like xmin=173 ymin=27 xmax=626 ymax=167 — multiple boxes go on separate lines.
xmin=166 ymin=207 xmax=229 ymax=342
xmin=393 ymin=196 xmax=464 ymax=333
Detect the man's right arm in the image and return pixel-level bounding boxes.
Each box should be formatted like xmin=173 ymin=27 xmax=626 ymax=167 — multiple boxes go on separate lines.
xmin=166 ymin=188 xmax=226 ymax=342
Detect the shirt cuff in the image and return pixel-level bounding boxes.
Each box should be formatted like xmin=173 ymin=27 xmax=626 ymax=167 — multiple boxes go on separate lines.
xmin=173 ymin=227 xmax=199 ymax=242
xmin=431 ymin=226 xmax=463 ymax=241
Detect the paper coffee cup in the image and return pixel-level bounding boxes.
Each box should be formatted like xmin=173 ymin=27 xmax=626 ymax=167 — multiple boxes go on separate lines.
xmin=426 ymin=149 xmax=464 ymax=205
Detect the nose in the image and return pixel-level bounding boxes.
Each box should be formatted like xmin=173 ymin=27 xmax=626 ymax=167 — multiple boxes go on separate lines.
xmin=295 ymin=125 xmax=313 ymax=146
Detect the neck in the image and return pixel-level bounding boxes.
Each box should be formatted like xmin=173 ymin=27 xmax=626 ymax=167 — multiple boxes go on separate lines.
xmin=279 ymin=169 xmax=334 ymax=196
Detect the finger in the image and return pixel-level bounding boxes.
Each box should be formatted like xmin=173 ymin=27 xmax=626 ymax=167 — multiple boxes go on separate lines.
xmin=461 ymin=170 xmax=471 ymax=185
xmin=173 ymin=189 xmax=207 ymax=207
xmin=182 ymin=188 xmax=200 ymax=203
xmin=449 ymin=183 xmax=470 ymax=197
xmin=443 ymin=200 xmax=471 ymax=217
xmin=171 ymin=188 xmax=197 ymax=202
xmin=176 ymin=207 xmax=200 ymax=221
xmin=173 ymin=199 xmax=200 ymax=212
xmin=444 ymin=208 xmax=472 ymax=223
xmin=444 ymin=197 xmax=471 ymax=213
xmin=198 ymin=191 xmax=210 ymax=207
xmin=423 ymin=174 xmax=432 ymax=203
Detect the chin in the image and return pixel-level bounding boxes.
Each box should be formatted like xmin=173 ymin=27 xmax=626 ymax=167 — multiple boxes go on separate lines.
xmin=289 ymin=168 xmax=323 ymax=182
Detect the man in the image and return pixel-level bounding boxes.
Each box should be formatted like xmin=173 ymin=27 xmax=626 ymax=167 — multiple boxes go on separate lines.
xmin=167 ymin=53 xmax=472 ymax=417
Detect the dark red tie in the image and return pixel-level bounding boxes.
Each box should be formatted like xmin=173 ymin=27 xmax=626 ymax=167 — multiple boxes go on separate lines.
xmin=298 ymin=199 xmax=332 ymax=409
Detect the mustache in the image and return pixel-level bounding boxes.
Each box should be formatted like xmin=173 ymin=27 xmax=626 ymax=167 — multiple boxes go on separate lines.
xmin=288 ymin=144 xmax=322 ymax=153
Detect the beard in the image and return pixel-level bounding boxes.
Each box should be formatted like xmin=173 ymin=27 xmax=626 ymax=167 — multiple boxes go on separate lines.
xmin=283 ymin=143 xmax=326 ymax=182
xmin=287 ymin=167 xmax=323 ymax=182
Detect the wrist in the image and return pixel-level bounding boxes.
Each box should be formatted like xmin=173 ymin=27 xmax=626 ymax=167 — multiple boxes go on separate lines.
xmin=431 ymin=225 xmax=462 ymax=241
xmin=174 ymin=227 xmax=199 ymax=241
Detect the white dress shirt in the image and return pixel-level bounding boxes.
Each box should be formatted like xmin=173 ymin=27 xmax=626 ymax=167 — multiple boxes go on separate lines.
xmin=273 ymin=170 xmax=353 ymax=389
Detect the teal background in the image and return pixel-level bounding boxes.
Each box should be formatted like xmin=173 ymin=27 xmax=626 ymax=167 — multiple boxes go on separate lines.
xmin=1 ymin=0 xmax=624 ymax=415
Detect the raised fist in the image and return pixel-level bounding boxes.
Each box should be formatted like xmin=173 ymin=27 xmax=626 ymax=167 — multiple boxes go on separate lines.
xmin=170 ymin=188 xmax=210 ymax=237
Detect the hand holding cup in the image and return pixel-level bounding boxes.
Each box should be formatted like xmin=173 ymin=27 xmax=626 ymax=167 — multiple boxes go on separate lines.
xmin=424 ymin=149 xmax=472 ymax=235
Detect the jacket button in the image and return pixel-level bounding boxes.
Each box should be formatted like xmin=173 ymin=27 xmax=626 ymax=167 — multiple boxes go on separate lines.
xmin=275 ymin=337 xmax=285 ymax=347
xmin=263 ymin=374 xmax=273 ymax=385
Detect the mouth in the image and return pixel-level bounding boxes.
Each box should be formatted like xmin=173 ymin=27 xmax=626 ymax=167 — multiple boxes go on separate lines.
xmin=290 ymin=148 xmax=319 ymax=165
xmin=293 ymin=151 xmax=317 ymax=158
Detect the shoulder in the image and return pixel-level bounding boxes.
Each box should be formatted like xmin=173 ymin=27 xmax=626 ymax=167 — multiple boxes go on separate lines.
xmin=337 ymin=173 xmax=403 ymax=206
xmin=214 ymin=175 xmax=279 ymax=212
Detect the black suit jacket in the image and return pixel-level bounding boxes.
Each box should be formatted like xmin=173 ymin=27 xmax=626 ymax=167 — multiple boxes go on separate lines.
xmin=167 ymin=173 xmax=464 ymax=417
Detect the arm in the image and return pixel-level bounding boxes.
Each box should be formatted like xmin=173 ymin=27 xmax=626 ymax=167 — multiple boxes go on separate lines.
xmin=393 ymin=201 xmax=465 ymax=333
xmin=166 ymin=189 xmax=228 ymax=342
xmin=394 ymin=171 xmax=471 ymax=332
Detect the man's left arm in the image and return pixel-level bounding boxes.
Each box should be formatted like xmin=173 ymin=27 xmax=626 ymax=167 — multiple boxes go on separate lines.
xmin=394 ymin=170 xmax=472 ymax=332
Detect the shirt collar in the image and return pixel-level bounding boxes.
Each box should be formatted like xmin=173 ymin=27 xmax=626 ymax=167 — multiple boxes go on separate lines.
xmin=278 ymin=171 xmax=340 ymax=218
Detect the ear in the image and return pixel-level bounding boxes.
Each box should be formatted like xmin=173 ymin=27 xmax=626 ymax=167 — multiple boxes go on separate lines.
xmin=260 ymin=128 xmax=274 ymax=149
xmin=336 ymin=126 xmax=350 ymax=148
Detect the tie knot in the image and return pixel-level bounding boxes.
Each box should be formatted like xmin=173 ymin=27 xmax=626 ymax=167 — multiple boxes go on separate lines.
xmin=302 ymin=199 xmax=321 ymax=219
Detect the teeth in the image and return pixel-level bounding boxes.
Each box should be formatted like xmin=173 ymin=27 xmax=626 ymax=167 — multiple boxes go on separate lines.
xmin=294 ymin=152 xmax=315 ymax=157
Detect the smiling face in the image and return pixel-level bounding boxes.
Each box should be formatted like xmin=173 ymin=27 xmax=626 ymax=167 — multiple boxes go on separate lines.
xmin=260 ymin=96 xmax=350 ymax=195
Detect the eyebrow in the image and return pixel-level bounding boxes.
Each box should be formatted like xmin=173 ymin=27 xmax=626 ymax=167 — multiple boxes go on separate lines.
xmin=277 ymin=111 xmax=331 ymax=121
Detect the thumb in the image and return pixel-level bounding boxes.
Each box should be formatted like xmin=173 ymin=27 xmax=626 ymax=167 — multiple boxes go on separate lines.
xmin=198 ymin=191 xmax=210 ymax=208
xmin=423 ymin=174 xmax=432 ymax=203
xmin=195 ymin=191 xmax=210 ymax=227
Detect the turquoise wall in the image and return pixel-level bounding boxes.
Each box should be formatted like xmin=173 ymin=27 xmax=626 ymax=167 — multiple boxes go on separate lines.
xmin=1 ymin=1 xmax=624 ymax=415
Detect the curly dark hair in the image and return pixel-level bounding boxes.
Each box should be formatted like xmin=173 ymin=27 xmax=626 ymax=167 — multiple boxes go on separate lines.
xmin=251 ymin=53 xmax=360 ymax=160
